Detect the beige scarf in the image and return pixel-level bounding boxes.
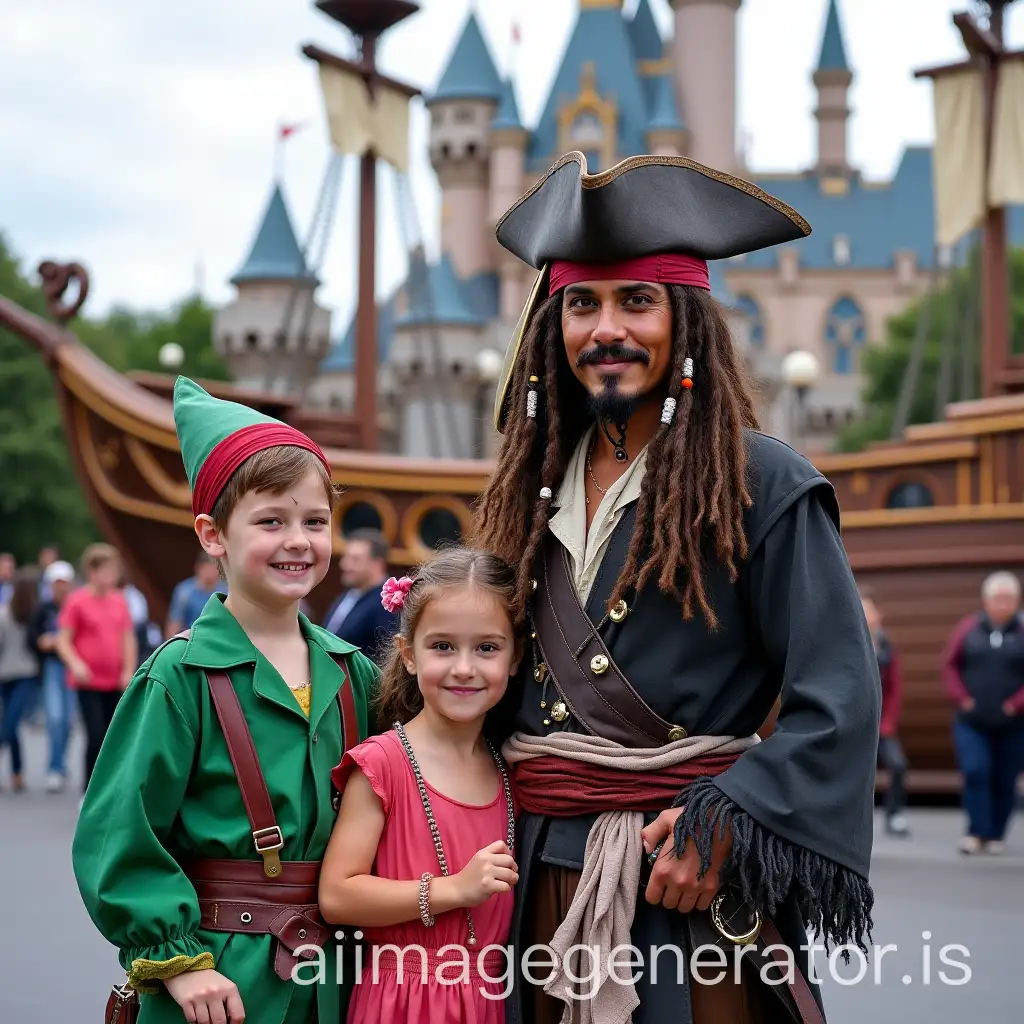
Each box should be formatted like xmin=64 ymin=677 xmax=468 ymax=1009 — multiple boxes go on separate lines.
xmin=502 ymin=730 xmax=759 ymax=1024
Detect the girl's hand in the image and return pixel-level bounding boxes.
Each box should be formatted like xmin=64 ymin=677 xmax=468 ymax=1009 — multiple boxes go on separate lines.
xmin=162 ymin=969 xmax=245 ymax=1024
xmin=450 ymin=840 xmax=519 ymax=907
xmin=38 ymin=632 xmax=57 ymax=652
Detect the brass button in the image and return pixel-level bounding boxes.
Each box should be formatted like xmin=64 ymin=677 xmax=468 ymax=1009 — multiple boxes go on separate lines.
xmin=609 ymin=600 xmax=628 ymax=623
xmin=298 ymin=928 xmax=307 ymax=939
xmin=667 ymin=726 xmax=688 ymax=741
xmin=530 ymin=578 xmax=538 ymax=592
xmin=590 ymin=654 xmax=609 ymax=675
xmin=534 ymin=663 xmax=548 ymax=683
xmin=550 ymin=700 xmax=568 ymax=722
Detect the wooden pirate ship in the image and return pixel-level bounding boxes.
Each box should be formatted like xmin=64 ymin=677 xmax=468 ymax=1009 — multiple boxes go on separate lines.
xmin=1 ymin=2 xmax=1022 ymax=789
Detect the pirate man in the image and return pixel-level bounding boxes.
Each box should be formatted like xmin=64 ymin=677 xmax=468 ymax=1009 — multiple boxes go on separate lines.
xmin=475 ymin=153 xmax=881 ymax=1024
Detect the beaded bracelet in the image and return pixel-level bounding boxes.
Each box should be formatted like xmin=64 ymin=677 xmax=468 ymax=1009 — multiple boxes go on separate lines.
xmin=418 ymin=871 xmax=435 ymax=927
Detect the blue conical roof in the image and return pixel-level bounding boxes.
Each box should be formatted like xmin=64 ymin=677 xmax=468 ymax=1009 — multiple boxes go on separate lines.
xmin=816 ymin=0 xmax=849 ymax=72
xmin=431 ymin=12 xmax=503 ymax=103
xmin=492 ymin=78 xmax=524 ymax=131
xmin=628 ymin=0 xmax=663 ymax=63
xmin=231 ymin=184 xmax=313 ymax=285
xmin=647 ymin=73 xmax=683 ymax=131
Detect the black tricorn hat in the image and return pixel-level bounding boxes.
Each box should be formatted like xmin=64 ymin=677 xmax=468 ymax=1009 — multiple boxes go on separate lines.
xmin=491 ymin=151 xmax=811 ymax=432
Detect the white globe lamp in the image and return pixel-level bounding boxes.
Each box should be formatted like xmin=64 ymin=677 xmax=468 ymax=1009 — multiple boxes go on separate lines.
xmin=475 ymin=347 xmax=504 ymax=384
xmin=159 ymin=342 xmax=185 ymax=370
xmin=781 ymin=350 xmax=820 ymax=392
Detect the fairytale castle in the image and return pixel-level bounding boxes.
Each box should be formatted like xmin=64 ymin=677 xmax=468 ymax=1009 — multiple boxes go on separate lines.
xmin=213 ymin=0 xmax=973 ymax=457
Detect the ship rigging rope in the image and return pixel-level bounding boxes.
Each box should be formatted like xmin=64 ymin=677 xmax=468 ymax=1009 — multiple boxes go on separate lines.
xmin=263 ymin=152 xmax=345 ymax=394
xmin=390 ymin=165 xmax=470 ymax=460
xmin=890 ymin=250 xmax=940 ymax=439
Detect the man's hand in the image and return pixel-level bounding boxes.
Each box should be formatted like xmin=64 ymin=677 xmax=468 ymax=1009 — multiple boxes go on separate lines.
xmin=1003 ymin=700 xmax=1017 ymax=717
xmin=960 ymin=697 xmax=975 ymax=713
xmin=640 ymin=807 xmax=732 ymax=914
xmin=163 ymin=969 xmax=245 ymax=1024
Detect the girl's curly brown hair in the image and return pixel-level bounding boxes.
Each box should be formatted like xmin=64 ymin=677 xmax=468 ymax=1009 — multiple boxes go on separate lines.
xmin=471 ymin=284 xmax=759 ymax=629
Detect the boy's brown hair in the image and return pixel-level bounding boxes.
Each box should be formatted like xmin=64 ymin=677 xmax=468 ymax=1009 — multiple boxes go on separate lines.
xmin=209 ymin=446 xmax=339 ymax=531
xmin=81 ymin=543 xmax=121 ymax=575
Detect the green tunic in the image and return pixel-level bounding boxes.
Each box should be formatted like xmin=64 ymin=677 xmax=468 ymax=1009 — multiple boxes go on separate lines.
xmin=72 ymin=594 xmax=378 ymax=1024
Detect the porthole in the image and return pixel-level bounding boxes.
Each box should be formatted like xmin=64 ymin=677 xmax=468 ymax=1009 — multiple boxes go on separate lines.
xmin=885 ymin=482 xmax=934 ymax=509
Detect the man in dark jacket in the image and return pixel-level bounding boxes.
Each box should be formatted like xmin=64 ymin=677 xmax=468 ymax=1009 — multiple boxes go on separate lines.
xmin=942 ymin=571 xmax=1024 ymax=854
xmin=474 ymin=153 xmax=880 ymax=1024
xmin=861 ymin=588 xmax=910 ymax=836
xmin=323 ymin=529 xmax=397 ymax=668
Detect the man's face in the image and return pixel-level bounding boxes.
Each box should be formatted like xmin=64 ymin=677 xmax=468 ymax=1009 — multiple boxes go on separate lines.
xmin=984 ymin=586 xmax=1020 ymax=627
xmin=0 ymin=554 xmax=14 ymax=582
xmin=861 ymin=598 xmax=881 ymax=634
xmin=38 ymin=547 xmax=58 ymax=569
xmin=560 ymin=280 xmax=674 ymax=416
xmin=341 ymin=540 xmax=381 ymax=590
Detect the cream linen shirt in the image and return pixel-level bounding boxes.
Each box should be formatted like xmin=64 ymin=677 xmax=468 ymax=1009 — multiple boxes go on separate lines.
xmin=547 ymin=423 xmax=649 ymax=605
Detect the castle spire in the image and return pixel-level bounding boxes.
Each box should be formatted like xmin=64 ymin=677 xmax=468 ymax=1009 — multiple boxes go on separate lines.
xmin=230 ymin=184 xmax=313 ymax=285
xmin=816 ymin=0 xmax=849 ymax=73
xmin=431 ymin=10 xmax=502 ymax=103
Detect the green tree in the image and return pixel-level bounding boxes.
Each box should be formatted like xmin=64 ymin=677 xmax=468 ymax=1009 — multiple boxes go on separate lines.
xmin=0 ymin=232 xmax=227 ymax=563
xmin=834 ymin=247 xmax=1024 ymax=453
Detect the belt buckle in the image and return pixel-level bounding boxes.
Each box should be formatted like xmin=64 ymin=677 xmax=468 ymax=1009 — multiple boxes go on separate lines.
xmin=710 ymin=891 xmax=762 ymax=944
xmin=252 ymin=826 xmax=284 ymax=852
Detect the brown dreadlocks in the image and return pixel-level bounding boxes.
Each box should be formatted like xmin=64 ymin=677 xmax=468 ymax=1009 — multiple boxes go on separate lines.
xmin=472 ymin=284 xmax=760 ymax=628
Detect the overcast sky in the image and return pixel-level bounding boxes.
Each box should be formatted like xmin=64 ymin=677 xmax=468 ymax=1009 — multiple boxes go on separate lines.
xmin=2 ymin=0 xmax=1023 ymax=325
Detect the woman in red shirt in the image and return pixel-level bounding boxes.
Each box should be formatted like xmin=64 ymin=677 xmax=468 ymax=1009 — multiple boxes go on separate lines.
xmin=56 ymin=543 xmax=136 ymax=792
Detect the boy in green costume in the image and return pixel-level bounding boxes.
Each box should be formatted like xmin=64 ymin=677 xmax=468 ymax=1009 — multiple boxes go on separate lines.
xmin=73 ymin=377 xmax=379 ymax=1024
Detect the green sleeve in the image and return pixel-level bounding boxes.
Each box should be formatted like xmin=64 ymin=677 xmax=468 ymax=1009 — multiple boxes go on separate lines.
xmin=71 ymin=659 xmax=213 ymax=990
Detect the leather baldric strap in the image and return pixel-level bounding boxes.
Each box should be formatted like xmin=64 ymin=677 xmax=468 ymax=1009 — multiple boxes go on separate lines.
xmin=535 ymin=533 xmax=677 ymax=747
xmin=206 ymin=670 xmax=287 ymax=879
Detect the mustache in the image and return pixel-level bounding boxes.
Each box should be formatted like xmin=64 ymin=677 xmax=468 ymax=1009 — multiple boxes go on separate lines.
xmin=575 ymin=342 xmax=651 ymax=369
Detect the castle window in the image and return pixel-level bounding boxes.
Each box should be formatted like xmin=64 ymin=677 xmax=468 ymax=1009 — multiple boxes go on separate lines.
xmin=735 ymin=294 xmax=764 ymax=348
xmin=244 ymin=331 xmax=259 ymax=351
xmin=466 ymin=142 xmax=477 ymax=158
xmin=833 ymin=235 xmax=850 ymax=265
xmin=571 ymin=110 xmax=604 ymax=148
xmin=454 ymin=107 xmax=474 ymax=124
xmin=825 ymin=296 xmax=865 ymax=375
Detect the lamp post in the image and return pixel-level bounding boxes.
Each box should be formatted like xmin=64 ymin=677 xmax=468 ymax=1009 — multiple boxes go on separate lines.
xmin=474 ymin=347 xmax=504 ymax=458
xmin=781 ymin=350 xmax=820 ymax=451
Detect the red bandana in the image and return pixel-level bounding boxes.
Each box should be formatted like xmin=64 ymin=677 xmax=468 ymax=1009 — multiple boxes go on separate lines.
xmin=192 ymin=423 xmax=330 ymax=517
xmin=548 ymin=253 xmax=710 ymax=296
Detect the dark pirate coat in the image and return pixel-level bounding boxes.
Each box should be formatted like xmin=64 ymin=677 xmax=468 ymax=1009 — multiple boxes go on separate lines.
xmin=501 ymin=428 xmax=882 ymax=1024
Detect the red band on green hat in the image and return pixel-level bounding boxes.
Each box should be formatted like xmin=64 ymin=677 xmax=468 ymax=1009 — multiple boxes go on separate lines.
xmin=192 ymin=423 xmax=330 ymax=517
xmin=548 ymin=254 xmax=710 ymax=296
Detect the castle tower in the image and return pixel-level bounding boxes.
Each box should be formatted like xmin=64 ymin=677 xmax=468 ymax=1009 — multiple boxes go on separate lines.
xmin=813 ymin=0 xmax=853 ymax=178
xmin=489 ymin=78 xmax=528 ymax=322
xmin=671 ymin=0 xmax=741 ymax=171
xmin=213 ymin=184 xmax=330 ymax=394
xmin=426 ymin=12 xmax=503 ymax=280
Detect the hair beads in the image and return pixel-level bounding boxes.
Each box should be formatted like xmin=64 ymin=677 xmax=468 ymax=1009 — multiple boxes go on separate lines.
xmin=526 ymin=375 xmax=539 ymax=419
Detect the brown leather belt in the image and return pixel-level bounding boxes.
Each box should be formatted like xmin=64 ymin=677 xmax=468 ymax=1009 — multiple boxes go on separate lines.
xmin=184 ymin=859 xmax=330 ymax=981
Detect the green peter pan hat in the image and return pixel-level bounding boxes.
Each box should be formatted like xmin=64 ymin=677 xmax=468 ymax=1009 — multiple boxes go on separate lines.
xmin=490 ymin=151 xmax=812 ymax=432
xmin=172 ymin=376 xmax=330 ymax=517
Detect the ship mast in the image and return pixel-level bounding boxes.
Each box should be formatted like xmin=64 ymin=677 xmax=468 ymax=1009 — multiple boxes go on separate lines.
xmin=915 ymin=1 xmax=1023 ymax=399
xmin=304 ymin=1 xmax=421 ymax=450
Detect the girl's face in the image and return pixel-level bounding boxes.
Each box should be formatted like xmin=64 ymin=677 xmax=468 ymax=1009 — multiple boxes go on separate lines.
xmin=200 ymin=468 xmax=333 ymax=610
xmin=401 ymin=586 xmax=518 ymax=726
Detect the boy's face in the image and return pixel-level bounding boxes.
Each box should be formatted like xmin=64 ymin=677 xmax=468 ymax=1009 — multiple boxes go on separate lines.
xmin=89 ymin=560 xmax=120 ymax=591
xmin=51 ymin=579 xmax=72 ymax=604
xmin=201 ymin=468 xmax=332 ymax=608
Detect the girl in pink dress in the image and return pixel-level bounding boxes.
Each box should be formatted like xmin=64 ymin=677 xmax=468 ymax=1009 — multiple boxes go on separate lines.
xmin=320 ymin=547 xmax=522 ymax=1024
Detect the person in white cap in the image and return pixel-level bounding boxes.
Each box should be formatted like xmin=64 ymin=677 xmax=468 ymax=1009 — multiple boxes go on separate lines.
xmin=28 ymin=559 xmax=78 ymax=792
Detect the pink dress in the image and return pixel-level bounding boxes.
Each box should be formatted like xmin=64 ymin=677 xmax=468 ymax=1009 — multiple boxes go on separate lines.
xmin=331 ymin=729 xmax=515 ymax=1024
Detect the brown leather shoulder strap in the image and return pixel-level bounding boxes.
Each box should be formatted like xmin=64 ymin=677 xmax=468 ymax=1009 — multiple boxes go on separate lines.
xmin=331 ymin=655 xmax=360 ymax=754
xmin=204 ymin=670 xmax=284 ymax=879
xmin=534 ymin=534 xmax=676 ymax=747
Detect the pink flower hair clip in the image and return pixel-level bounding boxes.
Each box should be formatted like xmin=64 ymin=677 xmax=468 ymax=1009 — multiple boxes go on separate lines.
xmin=381 ymin=575 xmax=414 ymax=613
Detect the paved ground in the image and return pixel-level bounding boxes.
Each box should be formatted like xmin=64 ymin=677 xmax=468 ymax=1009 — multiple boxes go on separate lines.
xmin=1 ymin=725 xmax=1019 ymax=1021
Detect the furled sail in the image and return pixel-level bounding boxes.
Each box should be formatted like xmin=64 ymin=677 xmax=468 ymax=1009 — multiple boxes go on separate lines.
xmin=316 ymin=61 xmax=411 ymax=173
